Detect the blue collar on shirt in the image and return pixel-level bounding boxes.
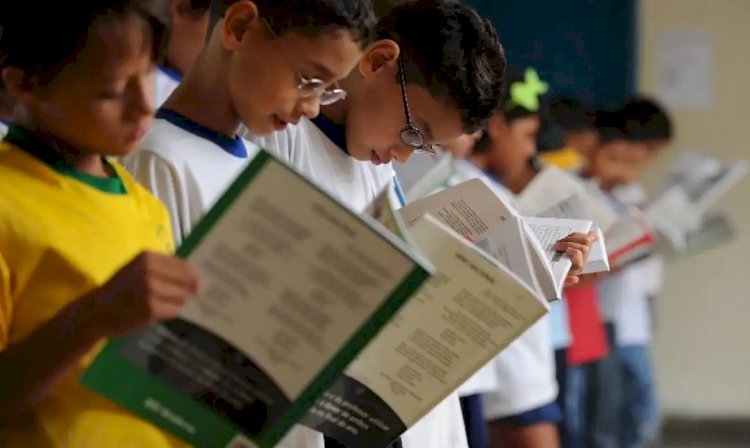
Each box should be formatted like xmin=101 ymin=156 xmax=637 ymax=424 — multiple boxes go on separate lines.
xmin=156 ymin=108 xmax=248 ymax=158
xmin=484 ymin=168 xmax=507 ymax=188
xmin=311 ymin=114 xmax=348 ymax=155
xmin=159 ymin=65 xmax=183 ymax=83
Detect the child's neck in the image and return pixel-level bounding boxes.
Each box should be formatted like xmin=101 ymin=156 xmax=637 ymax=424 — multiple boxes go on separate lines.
xmin=468 ymin=152 xmax=489 ymax=170
xmin=162 ymin=50 xmax=239 ymax=138
xmin=16 ymin=124 xmax=109 ymax=177
xmin=320 ymin=97 xmax=348 ymax=126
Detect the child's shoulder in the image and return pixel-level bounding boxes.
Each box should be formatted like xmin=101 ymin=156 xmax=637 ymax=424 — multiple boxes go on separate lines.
xmin=111 ymin=160 xmax=172 ymax=220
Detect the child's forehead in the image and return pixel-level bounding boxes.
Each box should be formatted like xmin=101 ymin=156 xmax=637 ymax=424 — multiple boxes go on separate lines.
xmin=63 ymin=20 xmax=154 ymax=75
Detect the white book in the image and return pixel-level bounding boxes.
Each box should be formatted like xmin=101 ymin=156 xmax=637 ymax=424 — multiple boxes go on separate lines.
xmin=397 ymin=178 xmax=592 ymax=301
xmin=393 ymin=151 xmax=455 ymax=203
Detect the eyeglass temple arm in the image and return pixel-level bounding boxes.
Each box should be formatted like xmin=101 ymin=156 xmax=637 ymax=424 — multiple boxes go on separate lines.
xmin=398 ymin=56 xmax=414 ymax=125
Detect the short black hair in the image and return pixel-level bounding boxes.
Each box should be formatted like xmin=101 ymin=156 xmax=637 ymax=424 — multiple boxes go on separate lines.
xmin=549 ymin=97 xmax=597 ymax=133
xmin=209 ymin=0 xmax=376 ymax=47
xmin=377 ymin=0 xmax=506 ymax=134
xmin=594 ymin=109 xmax=629 ymax=143
xmin=536 ymin=107 xmax=566 ymax=153
xmin=188 ymin=0 xmax=213 ymax=13
xmin=0 ymin=0 xmax=169 ymax=85
xmin=618 ymin=96 xmax=673 ymax=142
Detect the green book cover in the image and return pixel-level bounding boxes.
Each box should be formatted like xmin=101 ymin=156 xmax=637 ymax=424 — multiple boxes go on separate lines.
xmin=81 ymin=150 xmax=431 ymax=447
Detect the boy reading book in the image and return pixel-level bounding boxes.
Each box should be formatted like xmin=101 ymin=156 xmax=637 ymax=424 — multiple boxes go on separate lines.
xmin=248 ymin=2 xmax=505 ymax=446
xmin=156 ymin=0 xmax=212 ymax=105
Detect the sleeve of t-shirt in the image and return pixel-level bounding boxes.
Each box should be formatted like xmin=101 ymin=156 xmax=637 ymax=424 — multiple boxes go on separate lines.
xmin=0 ymin=250 xmax=12 ymax=349
xmin=125 ymin=150 xmax=192 ymax=246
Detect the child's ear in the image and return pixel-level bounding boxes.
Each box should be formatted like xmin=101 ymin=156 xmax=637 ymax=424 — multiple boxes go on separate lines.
xmin=1 ymin=68 xmax=36 ymax=105
xmin=358 ymin=39 xmax=399 ymax=80
xmin=487 ymin=113 xmax=507 ymax=139
xmin=222 ymin=0 xmax=260 ymax=50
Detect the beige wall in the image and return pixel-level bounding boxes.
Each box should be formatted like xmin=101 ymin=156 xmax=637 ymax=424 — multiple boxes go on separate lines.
xmin=639 ymin=0 xmax=750 ymax=417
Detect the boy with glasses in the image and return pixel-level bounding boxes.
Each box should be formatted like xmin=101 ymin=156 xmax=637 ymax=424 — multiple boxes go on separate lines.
xmin=248 ymin=1 xmax=506 ymax=446
xmin=125 ymin=0 xmax=376 ymax=245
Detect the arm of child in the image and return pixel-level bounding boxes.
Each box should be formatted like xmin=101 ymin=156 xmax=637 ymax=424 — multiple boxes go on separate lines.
xmin=556 ymin=231 xmax=597 ymax=287
xmin=0 ymin=251 xmax=198 ymax=423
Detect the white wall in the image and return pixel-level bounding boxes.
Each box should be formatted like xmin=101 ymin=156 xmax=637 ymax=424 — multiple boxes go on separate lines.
xmin=639 ymin=0 xmax=750 ymax=417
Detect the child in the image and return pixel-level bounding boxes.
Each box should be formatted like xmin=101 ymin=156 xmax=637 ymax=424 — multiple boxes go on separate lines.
xmin=125 ymin=2 xmax=375 ymax=447
xmin=601 ymin=97 xmax=673 ymax=448
xmin=541 ymin=97 xmax=600 ymax=169
xmin=0 ymin=1 xmax=200 ymax=447
xmin=126 ymin=0 xmax=376 ymax=244
xmin=156 ymin=0 xmax=213 ymax=105
xmin=467 ymin=68 xmax=584 ymax=448
xmin=248 ymin=2 xmax=506 ymax=446
xmin=572 ymin=106 xmax=656 ymax=448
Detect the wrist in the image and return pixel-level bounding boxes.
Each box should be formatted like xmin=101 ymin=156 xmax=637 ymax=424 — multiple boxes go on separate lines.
xmin=62 ymin=291 xmax=112 ymax=343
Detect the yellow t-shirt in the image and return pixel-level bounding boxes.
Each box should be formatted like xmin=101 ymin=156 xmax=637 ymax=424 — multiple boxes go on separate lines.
xmin=0 ymin=142 xmax=188 ymax=447
xmin=538 ymin=147 xmax=585 ymax=171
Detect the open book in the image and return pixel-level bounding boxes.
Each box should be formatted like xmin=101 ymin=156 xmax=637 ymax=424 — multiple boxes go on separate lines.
xmin=81 ymin=151 xmax=433 ymax=448
xmin=647 ymin=151 xmax=747 ymax=255
xmin=392 ymin=151 xmax=455 ymax=203
xmin=397 ymin=177 xmax=593 ymax=301
xmin=517 ymin=166 xmax=653 ymax=270
xmin=659 ymin=151 xmax=748 ymax=215
xmin=303 ymin=209 xmax=548 ymax=446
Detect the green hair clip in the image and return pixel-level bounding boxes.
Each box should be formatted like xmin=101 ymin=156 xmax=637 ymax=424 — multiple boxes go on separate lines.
xmin=505 ymin=68 xmax=549 ymax=112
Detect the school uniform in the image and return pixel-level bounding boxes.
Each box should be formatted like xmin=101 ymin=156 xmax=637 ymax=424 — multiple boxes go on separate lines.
xmin=0 ymin=125 xmax=185 ymax=448
xmin=609 ymin=183 xmax=661 ymax=448
xmin=155 ymin=66 xmax=181 ymax=107
xmin=423 ymin=159 xmax=560 ymax=445
xmin=124 ymin=109 xmax=259 ymax=244
xmin=124 ymin=110 xmax=323 ymax=448
xmin=247 ymin=116 xmax=470 ymax=448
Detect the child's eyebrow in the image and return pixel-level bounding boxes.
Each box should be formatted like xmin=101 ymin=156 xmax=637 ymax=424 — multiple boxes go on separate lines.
xmin=308 ymin=62 xmax=335 ymax=80
xmin=419 ymin=119 xmax=435 ymax=141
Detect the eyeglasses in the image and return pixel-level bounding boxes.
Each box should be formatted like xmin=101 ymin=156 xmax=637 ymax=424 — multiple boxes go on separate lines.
xmin=262 ymin=19 xmax=347 ymax=106
xmin=397 ymin=56 xmax=437 ymax=154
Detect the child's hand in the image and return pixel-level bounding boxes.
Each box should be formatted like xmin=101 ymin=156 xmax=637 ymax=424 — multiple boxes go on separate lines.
xmin=84 ymin=252 xmax=199 ymax=337
xmin=556 ymin=231 xmax=598 ymax=287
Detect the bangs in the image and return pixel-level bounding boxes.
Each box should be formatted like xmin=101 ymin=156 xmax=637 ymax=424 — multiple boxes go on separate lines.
xmin=92 ymin=6 xmax=169 ymax=66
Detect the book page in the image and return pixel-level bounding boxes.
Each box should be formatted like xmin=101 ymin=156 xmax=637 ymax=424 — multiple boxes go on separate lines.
xmin=303 ymin=215 xmax=547 ymax=447
xmin=605 ymin=208 xmax=655 ymax=266
xmin=522 ymin=217 xmax=593 ymax=299
xmin=398 ymin=178 xmax=518 ymax=240
xmin=81 ymin=153 xmax=432 ymax=448
xmin=661 ymin=151 xmax=748 ymax=213
xmin=476 ymin=216 xmax=544 ymax=301
xmin=517 ymin=166 xmax=618 ymax=231
xmin=645 ymin=186 xmax=701 ymax=251
xmin=393 ymin=152 xmax=455 ymax=202
xmin=534 ymin=193 xmax=609 ymax=274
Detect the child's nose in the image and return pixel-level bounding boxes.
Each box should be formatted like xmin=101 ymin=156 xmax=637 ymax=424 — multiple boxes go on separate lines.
xmin=297 ymin=96 xmax=321 ymax=120
xmin=392 ymin=142 xmax=415 ymax=163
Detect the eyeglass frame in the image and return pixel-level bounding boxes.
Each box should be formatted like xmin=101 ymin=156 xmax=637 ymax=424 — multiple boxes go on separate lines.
xmin=397 ymin=56 xmax=437 ymax=154
xmin=262 ymin=19 xmax=347 ymax=106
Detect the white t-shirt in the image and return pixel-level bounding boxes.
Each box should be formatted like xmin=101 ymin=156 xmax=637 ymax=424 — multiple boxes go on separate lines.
xmin=247 ymin=117 xmax=469 ymax=448
xmin=123 ymin=113 xmax=322 ymax=448
xmin=447 ymin=163 xmax=558 ymax=418
xmin=597 ymin=182 xmax=657 ymax=347
xmin=124 ymin=114 xmax=259 ymax=244
xmin=155 ymin=66 xmax=180 ymax=107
